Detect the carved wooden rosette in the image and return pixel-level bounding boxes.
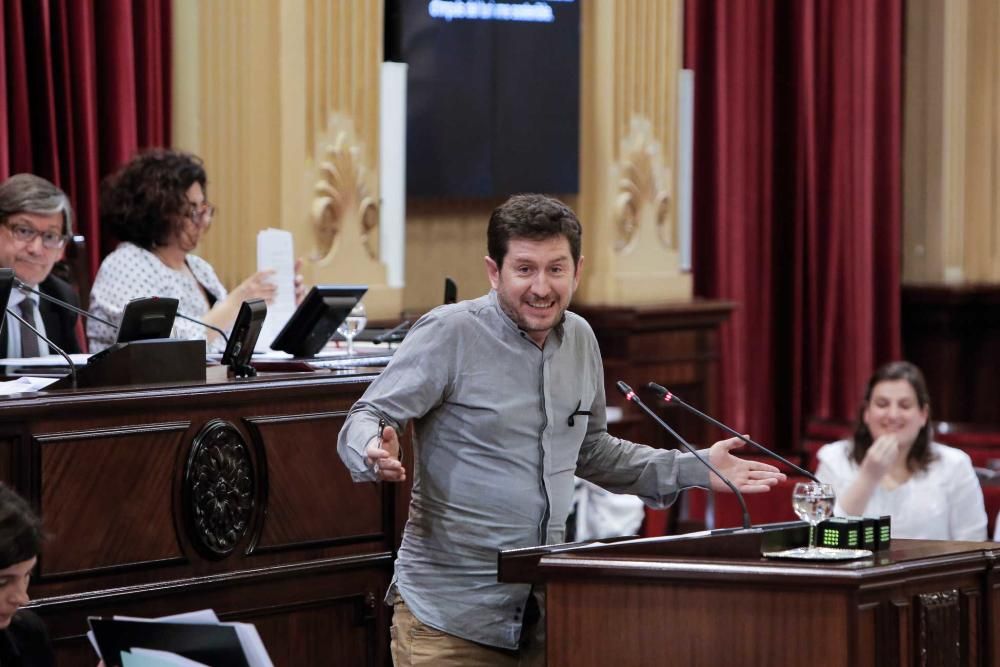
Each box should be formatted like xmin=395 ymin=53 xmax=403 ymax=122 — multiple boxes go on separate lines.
xmin=310 ymin=117 xmax=379 ymax=263
xmin=614 ymin=116 xmax=673 ymax=254
xmin=183 ymin=419 xmax=256 ymax=559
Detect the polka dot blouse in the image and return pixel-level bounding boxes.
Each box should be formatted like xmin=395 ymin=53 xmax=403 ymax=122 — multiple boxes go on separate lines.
xmin=87 ymin=242 xmax=228 ymax=353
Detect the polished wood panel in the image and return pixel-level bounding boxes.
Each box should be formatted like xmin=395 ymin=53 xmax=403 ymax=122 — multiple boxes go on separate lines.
xmin=502 ymin=531 xmax=1000 ymax=667
xmin=901 ymin=284 xmax=1000 ymax=424
xmin=576 ymin=300 xmax=734 ymax=450
xmin=247 ymin=412 xmax=384 ymax=551
xmin=0 ymin=372 xmax=394 ymax=666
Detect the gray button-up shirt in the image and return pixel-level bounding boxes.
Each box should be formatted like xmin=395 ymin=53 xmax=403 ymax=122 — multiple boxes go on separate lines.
xmin=337 ymin=291 xmax=709 ymax=649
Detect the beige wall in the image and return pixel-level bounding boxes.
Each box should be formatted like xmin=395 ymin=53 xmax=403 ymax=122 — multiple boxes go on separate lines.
xmin=174 ymin=0 xmax=690 ymax=317
xmin=904 ymin=0 xmax=1000 ymax=285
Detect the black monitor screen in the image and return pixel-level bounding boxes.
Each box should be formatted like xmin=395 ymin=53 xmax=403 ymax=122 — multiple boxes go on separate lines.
xmin=390 ymin=0 xmax=580 ymax=197
xmin=221 ymin=299 xmax=268 ymax=369
xmin=270 ymin=285 xmax=368 ymax=358
xmin=116 ymin=297 xmax=178 ymax=344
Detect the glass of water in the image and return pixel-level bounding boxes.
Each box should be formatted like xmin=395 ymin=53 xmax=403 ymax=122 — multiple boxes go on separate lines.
xmin=337 ymin=301 xmax=367 ymax=355
xmin=791 ymin=481 xmax=835 ymax=551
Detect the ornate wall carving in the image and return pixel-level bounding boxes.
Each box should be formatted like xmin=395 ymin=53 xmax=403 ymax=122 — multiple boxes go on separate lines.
xmin=614 ymin=117 xmax=674 ymax=254
xmin=183 ymin=419 xmax=256 ymax=558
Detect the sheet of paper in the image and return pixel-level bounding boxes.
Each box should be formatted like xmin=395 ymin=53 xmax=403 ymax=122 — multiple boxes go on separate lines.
xmin=122 ymin=648 xmax=210 ymax=667
xmin=0 ymin=376 xmax=60 ymax=395
xmin=255 ymin=228 xmax=296 ymax=351
xmin=0 ymin=353 xmax=91 ymax=367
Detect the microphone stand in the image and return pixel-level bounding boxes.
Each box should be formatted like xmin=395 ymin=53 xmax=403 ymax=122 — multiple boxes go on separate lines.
xmin=647 ymin=382 xmax=821 ymax=483
xmin=14 ymin=279 xmax=117 ymax=329
xmin=617 ymin=381 xmax=751 ymax=530
xmin=6 ymin=308 xmax=77 ymax=389
xmin=175 ymin=311 xmax=229 ymax=346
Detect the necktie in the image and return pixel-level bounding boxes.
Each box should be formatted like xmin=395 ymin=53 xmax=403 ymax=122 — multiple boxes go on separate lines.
xmin=18 ymin=299 xmax=39 ymax=358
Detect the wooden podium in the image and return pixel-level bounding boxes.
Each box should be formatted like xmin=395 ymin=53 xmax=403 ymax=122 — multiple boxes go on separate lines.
xmin=499 ymin=524 xmax=1000 ymax=666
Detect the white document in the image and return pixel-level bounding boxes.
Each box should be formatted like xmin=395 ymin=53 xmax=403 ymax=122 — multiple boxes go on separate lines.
xmin=255 ymin=228 xmax=296 ymax=351
xmin=88 ymin=609 xmax=224 ymax=658
xmin=0 ymin=353 xmax=91 ymax=367
xmin=0 ymin=376 xmax=60 ymax=395
xmin=122 ymin=648 xmax=209 ymax=667
xmin=228 ymin=623 xmax=274 ymax=667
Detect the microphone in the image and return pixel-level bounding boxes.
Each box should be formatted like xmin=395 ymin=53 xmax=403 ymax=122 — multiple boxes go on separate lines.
xmin=14 ymin=278 xmax=117 ymax=329
xmin=647 ymin=383 xmax=821 ymax=483
xmin=6 ymin=308 xmax=77 ymax=389
xmin=175 ymin=311 xmax=229 ymax=345
xmin=616 ymin=380 xmax=751 ymax=530
xmin=372 ymin=319 xmax=410 ymax=345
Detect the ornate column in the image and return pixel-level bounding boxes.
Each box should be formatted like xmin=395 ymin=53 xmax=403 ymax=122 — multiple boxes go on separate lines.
xmin=576 ymin=0 xmax=690 ymax=305
xmin=172 ymin=0 xmax=401 ymax=318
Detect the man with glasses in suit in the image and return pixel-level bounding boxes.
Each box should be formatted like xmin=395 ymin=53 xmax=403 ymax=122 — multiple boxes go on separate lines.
xmin=0 ymin=174 xmax=82 ymax=357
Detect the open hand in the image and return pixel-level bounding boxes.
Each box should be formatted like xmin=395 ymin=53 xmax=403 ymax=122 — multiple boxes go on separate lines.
xmin=707 ymin=436 xmax=786 ymax=493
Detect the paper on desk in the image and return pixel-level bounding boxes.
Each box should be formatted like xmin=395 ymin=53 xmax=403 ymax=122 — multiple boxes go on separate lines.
xmin=256 ymin=228 xmax=296 ymax=351
xmin=0 ymin=376 xmax=59 ymax=395
xmin=122 ymin=648 xmax=209 ymax=667
xmin=0 ymin=353 xmax=91 ymax=367
xmin=88 ymin=609 xmax=223 ymax=657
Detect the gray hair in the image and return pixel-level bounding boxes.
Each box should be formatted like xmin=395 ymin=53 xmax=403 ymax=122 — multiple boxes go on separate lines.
xmin=0 ymin=174 xmax=73 ymax=236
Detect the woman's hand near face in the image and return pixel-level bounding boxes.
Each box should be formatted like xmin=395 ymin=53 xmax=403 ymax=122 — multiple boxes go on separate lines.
xmin=859 ymin=434 xmax=901 ymax=482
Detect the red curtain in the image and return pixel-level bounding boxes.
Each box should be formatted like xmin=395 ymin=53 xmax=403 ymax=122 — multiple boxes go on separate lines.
xmin=0 ymin=0 xmax=172 ymax=277
xmin=685 ymin=0 xmax=902 ymax=450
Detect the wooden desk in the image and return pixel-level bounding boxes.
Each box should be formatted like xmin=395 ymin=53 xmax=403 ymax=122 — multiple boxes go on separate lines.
xmin=0 ymin=370 xmax=400 ymax=666
xmin=501 ymin=528 xmax=1000 ymax=666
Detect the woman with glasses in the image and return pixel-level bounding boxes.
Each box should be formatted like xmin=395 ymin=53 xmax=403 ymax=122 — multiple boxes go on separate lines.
xmin=87 ymin=149 xmax=278 ymax=352
xmin=0 ymin=174 xmax=83 ymax=357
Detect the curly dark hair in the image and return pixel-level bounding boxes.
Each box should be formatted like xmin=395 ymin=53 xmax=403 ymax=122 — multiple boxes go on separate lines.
xmin=0 ymin=483 xmax=42 ymax=570
xmin=487 ymin=194 xmax=582 ymax=269
xmin=100 ymin=149 xmax=207 ymax=249
xmin=851 ymin=361 xmax=935 ymax=473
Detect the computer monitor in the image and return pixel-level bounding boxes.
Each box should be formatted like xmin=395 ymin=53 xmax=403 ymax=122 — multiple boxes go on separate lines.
xmin=116 ymin=297 xmax=178 ymax=344
xmin=221 ymin=299 xmax=267 ymax=376
xmin=270 ymin=285 xmax=367 ymax=357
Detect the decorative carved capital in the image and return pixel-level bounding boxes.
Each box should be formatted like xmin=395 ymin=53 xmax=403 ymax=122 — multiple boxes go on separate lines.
xmin=184 ymin=420 xmax=256 ymax=558
xmin=614 ymin=116 xmax=673 ymax=253
xmin=311 ymin=115 xmax=379 ymax=262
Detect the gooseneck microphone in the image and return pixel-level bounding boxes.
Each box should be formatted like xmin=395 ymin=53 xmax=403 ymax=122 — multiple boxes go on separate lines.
xmin=175 ymin=311 xmax=229 ymax=345
xmin=6 ymin=308 xmax=77 ymax=389
xmin=647 ymin=382 xmax=821 ymax=483
xmin=14 ymin=278 xmax=117 ymax=329
xmin=617 ymin=380 xmax=751 ymax=529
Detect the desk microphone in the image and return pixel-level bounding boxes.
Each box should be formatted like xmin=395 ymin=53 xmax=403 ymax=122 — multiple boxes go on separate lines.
xmin=646 ymin=382 xmax=820 ymax=483
xmin=6 ymin=308 xmax=77 ymax=389
xmin=617 ymin=380 xmax=751 ymax=529
xmin=175 ymin=311 xmax=229 ymax=345
xmin=373 ymin=320 xmax=410 ymax=345
xmin=14 ymin=278 xmax=117 ymax=329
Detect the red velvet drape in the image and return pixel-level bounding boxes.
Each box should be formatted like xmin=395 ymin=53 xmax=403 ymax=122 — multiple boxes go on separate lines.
xmin=686 ymin=0 xmax=902 ymax=450
xmin=0 ymin=0 xmax=171 ymax=278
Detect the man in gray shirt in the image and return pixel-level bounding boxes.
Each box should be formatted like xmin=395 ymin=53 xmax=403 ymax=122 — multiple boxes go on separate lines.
xmin=337 ymin=194 xmax=785 ymax=666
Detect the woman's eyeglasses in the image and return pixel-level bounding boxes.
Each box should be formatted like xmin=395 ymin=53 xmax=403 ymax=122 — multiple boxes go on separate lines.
xmin=186 ymin=202 xmax=215 ymax=227
xmin=3 ymin=221 xmax=69 ymax=249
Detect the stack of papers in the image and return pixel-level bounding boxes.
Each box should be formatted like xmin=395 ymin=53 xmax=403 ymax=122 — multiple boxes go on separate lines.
xmin=88 ymin=609 xmax=272 ymax=667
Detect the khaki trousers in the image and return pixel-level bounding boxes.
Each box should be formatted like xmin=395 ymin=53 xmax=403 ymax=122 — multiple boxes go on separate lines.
xmin=390 ymin=596 xmax=545 ymax=667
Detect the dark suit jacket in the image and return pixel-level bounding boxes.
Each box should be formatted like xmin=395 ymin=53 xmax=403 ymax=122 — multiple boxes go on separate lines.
xmin=0 ymin=274 xmax=83 ymax=356
xmin=0 ymin=609 xmax=55 ymax=667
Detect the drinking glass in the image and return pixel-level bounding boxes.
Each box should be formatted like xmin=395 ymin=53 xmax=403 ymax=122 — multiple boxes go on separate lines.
xmin=791 ymin=482 xmax=835 ymax=552
xmin=337 ymin=301 xmax=367 ymax=355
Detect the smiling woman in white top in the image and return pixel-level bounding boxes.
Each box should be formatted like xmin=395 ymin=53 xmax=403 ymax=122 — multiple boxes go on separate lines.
xmin=816 ymin=361 xmax=987 ymax=541
xmin=88 ymin=150 xmax=276 ymax=352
